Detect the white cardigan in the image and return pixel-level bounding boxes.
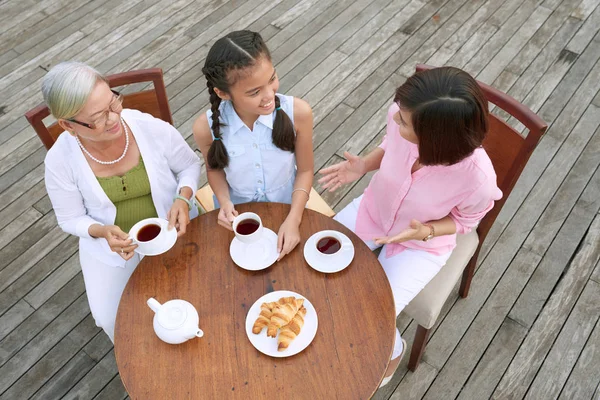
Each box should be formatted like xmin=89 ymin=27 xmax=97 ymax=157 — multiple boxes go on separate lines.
xmin=44 ymin=109 xmax=201 ymax=268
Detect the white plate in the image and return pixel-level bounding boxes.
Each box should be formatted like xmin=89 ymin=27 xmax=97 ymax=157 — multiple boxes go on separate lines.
xmin=132 ymin=220 xmax=178 ymax=256
xmin=245 ymin=290 xmax=318 ymax=358
xmin=230 ymin=228 xmax=279 ymax=271
xmin=303 ymin=230 xmax=355 ymax=273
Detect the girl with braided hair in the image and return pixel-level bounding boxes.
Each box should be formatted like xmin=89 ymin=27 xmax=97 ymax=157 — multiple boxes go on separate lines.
xmin=193 ymin=30 xmax=314 ymax=260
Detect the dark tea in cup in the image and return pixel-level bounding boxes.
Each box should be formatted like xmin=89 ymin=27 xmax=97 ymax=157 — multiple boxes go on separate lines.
xmin=137 ymin=224 xmax=161 ymax=242
xmin=236 ymin=219 xmax=260 ymax=235
xmin=316 ymin=236 xmax=341 ymax=255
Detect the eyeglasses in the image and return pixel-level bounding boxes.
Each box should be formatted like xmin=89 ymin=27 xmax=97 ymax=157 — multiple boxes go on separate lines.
xmin=68 ymin=90 xmax=123 ymax=130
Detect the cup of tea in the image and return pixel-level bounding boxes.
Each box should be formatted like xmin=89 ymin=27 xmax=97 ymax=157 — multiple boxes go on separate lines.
xmin=315 ymin=231 xmax=351 ymax=257
xmin=232 ymin=212 xmax=263 ymax=244
xmin=129 ymin=217 xmax=170 ymax=254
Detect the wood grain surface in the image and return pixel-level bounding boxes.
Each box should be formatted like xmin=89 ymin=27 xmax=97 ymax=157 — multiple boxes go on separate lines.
xmin=115 ymin=202 xmax=395 ymax=399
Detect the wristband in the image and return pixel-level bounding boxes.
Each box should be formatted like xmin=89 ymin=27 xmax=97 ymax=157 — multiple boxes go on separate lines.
xmin=175 ymin=194 xmax=193 ymax=211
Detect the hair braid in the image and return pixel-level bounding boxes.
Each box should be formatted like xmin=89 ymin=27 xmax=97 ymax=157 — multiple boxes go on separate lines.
xmin=271 ymin=95 xmax=295 ymax=152
xmin=205 ymin=79 xmax=229 ymax=169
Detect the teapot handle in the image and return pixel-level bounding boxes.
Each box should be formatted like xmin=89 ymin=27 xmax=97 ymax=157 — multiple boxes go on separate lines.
xmin=147 ymin=297 xmax=162 ymax=313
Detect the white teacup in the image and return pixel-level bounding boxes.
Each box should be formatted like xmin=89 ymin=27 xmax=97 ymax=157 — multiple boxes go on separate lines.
xmin=314 ymin=231 xmax=352 ymax=257
xmin=232 ymin=212 xmax=264 ymax=244
xmin=129 ymin=218 xmax=170 ymax=254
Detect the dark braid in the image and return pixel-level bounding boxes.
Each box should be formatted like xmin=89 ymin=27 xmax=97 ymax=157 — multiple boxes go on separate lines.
xmin=272 ymin=95 xmax=295 ymax=152
xmin=206 ymin=80 xmax=229 ymax=169
xmin=202 ymin=30 xmax=296 ymax=169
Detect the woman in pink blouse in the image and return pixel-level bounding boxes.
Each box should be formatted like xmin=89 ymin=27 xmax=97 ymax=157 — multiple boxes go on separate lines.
xmin=319 ymin=67 xmax=502 ymax=386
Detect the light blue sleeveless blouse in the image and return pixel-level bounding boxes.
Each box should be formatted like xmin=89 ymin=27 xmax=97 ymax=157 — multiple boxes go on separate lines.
xmin=207 ymin=94 xmax=296 ymax=207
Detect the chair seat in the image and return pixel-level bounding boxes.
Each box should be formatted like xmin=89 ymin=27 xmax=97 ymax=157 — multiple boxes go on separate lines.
xmin=195 ymin=185 xmax=335 ymax=217
xmin=402 ymin=230 xmax=479 ymax=329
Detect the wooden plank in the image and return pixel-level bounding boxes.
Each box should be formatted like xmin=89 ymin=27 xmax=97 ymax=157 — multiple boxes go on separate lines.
xmin=280 ymin=0 xmax=403 ymax=93
xmin=0 ymin=163 xmax=44 ymax=214
xmin=62 ymin=350 xmax=119 ymax=400
xmin=313 ymin=74 xmax=395 ymax=170
xmin=286 ymin=50 xmax=347 ymax=98
xmin=446 ymin=21 xmax=498 ymax=68
xmin=503 ymin=0 xmax=583 ymax=77
xmin=312 ymin=102 xmax=355 ymax=149
xmin=570 ymin=0 xmax=599 ymax=20
xmin=396 ymin=0 xmax=490 ymax=78
xmin=592 ymin=258 xmax=600 ymax=284
xmin=456 ymin=318 xmax=528 ymax=400
xmin=0 ymin=50 xmax=18 ymax=71
xmin=425 ymin=0 xmax=505 ymax=67
xmin=0 ymin=144 xmax=44 ymax=193
xmin=33 ymin=195 xmax=53 ymax=216
xmin=342 ymin=70 xmax=406 ymax=110
xmin=480 ymin=50 xmax=600 ymax=260
xmin=24 ymin=252 xmax=80 ymax=309
xmin=29 ymin=350 xmax=95 ymax=400
xmin=0 ymin=180 xmax=49 ymax=231
xmin=389 ymin=361 xmax=438 ymax=400
xmin=0 ymin=285 xmax=88 ymax=393
xmin=493 ymin=213 xmax=600 ymax=399
xmin=0 ymin=313 xmax=102 ymax=400
xmin=83 ymin=331 xmax=114 ymax=363
xmin=0 ymin=274 xmax=85 ymax=364
xmin=474 ymin=5 xmax=553 ymax=84
xmin=559 ymin=316 xmax=600 ymax=399
xmin=0 ymin=211 xmax=59 ymax=271
xmin=271 ymin=0 xmax=320 ymax=29
xmin=0 ymin=128 xmax=36 ymax=161
xmin=93 ymin=374 xmax=128 ymax=400
xmin=0 ymin=300 xmax=35 ymax=342
xmin=0 ymin=208 xmax=42 ymax=251
xmin=526 ymin=280 xmax=600 ymax=399
xmin=0 ymin=235 xmax=78 ymax=317
xmin=566 ymin=1 xmax=600 ymax=54
xmin=0 ymin=136 xmax=42 ymax=174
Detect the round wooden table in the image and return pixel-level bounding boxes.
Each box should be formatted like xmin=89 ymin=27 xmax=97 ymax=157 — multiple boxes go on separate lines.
xmin=115 ymin=203 xmax=395 ymax=399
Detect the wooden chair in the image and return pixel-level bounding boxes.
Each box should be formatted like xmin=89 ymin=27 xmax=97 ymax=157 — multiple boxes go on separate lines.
xmin=402 ymin=64 xmax=548 ymax=371
xmin=25 ymin=68 xmax=172 ymax=150
xmin=195 ymin=185 xmax=336 ymax=217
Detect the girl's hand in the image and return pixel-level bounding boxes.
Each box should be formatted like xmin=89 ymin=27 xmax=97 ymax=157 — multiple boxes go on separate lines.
xmin=318 ymin=151 xmax=366 ymax=192
xmin=168 ymin=199 xmax=190 ymax=237
xmin=102 ymin=225 xmax=137 ymax=260
xmin=374 ymin=219 xmax=429 ymax=245
xmin=218 ymin=200 xmax=238 ymax=231
xmin=277 ymin=217 xmax=301 ymax=261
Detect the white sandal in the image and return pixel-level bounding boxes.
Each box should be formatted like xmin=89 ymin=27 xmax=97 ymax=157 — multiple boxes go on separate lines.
xmin=379 ymin=338 xmax=407 ymax=388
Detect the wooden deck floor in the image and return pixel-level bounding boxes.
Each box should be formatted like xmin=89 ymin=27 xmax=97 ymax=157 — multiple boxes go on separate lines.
xmin=1 ymin=0 xmax=599 ymax=398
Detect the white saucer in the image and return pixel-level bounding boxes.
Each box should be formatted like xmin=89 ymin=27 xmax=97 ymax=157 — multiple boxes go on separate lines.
xmin=132 ymin=222 xmax=178 ymax=256
xmin=245 ymin=290 xmax=318 ymax=358
xmin=230 ymin=228 xmax=279 ymax=271
xmin=303 ymin=230 xmax=355 ymax=273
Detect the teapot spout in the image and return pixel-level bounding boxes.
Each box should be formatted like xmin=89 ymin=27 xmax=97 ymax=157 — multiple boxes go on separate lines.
xmin=147 ymin=297 xmax=162 ymax=313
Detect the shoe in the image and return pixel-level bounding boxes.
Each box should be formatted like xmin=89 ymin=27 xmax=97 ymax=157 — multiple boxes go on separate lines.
xmin=379 ymin=338 xmax=407 ymax=388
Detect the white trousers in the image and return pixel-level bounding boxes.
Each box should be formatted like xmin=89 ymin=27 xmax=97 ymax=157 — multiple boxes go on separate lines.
xmin=334 ymin=196 xmax=451 ymax=359
xmin=80 ymin=251 xmax=142 ymax=343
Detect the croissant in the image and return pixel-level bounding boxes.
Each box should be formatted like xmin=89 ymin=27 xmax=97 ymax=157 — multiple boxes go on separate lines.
xmin=252 ymin=302 xmax=277 ymax=334
xmin=266 ymin=297 xmax=304 ymax=337
xmin=278 ymin=306 xmax=307 ymax=351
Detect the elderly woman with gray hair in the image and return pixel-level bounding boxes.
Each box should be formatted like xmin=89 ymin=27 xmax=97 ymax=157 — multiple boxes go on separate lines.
xmin=42 ymin=61 xmax=201 ymax=342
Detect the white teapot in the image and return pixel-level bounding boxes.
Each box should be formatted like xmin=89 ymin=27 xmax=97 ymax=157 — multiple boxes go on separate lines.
xmin=147 ymin=298 xmax=204 ymax=344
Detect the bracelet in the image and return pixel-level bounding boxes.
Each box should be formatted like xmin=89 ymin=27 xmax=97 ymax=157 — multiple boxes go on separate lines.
xmin=174 ymin=194 xmax=193 ymax=211
xmin=422 ymin=224 xmax=435 ymax=242
xmin=292 ymin=188 xmax=310 ymax=199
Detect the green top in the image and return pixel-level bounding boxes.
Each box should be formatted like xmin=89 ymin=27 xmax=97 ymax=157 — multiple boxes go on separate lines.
xmin=97 ymin=157 xmax=158 ymax=233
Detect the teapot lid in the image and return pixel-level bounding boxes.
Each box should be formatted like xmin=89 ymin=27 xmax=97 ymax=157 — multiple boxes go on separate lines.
xmin=157 ymin=301 xmax=188 ymax=330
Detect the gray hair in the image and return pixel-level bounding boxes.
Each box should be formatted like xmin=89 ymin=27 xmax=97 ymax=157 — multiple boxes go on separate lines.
xmin=41 ymin=61 xmax=108 ymax=120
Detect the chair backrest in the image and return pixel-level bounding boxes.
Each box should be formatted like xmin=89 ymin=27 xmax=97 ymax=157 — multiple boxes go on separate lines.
xmin=24 ymin=68 xmax=172 ymax=150
xmin=415 ymin=64 xmax=548 ymax=243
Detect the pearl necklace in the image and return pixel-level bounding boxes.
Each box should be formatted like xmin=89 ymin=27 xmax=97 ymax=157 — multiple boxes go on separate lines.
xmin=76 ymin=117 xmax=129 ymax=165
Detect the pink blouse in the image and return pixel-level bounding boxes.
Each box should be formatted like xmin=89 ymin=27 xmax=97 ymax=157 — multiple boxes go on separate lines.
xmin=355 ymin=103 xmax=503 ymax=258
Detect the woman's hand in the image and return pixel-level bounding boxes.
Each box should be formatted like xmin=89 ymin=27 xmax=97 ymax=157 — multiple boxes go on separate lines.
xmin=102 ymin=225 xmax=137 ymax=260
xmin=217 ymin=200 xmax=238 ymax=231
xmin=277 ymin=216 xmax=301 ymax=261
xmin=318 ymin=151 xmax=366 ymax=192
xmin=168 ymin=199 xmax=191 ymax=237
xmin=374 ymin=219 xmax=429 ymax=245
